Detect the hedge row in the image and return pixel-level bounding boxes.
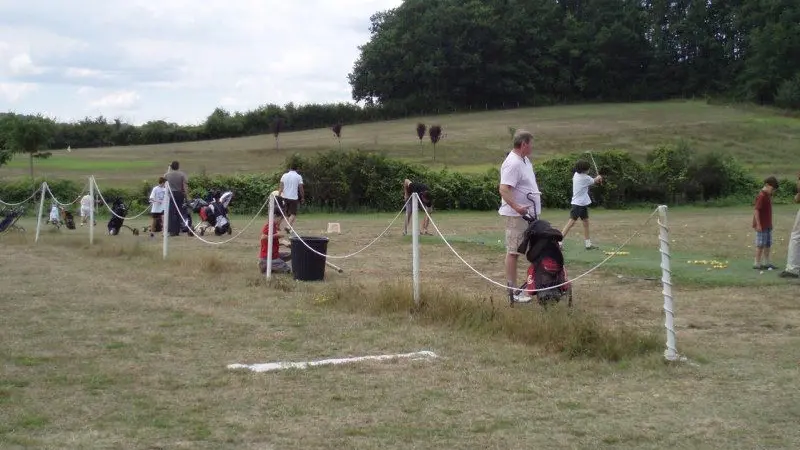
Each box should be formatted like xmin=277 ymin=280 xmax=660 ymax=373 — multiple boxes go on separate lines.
xmin=1 ymin=145 xmax=796 ymax=215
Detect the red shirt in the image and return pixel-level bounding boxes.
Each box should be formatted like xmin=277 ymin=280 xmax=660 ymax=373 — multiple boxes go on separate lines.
xmin=753 ymin=190 xmax=773 ymax=230
xmin=259 ymin=222 xmax=280 ymax=258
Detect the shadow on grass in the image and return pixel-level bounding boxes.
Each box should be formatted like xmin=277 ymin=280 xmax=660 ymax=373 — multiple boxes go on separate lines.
xmin=314 ymin=281 xmax=661 ymax=362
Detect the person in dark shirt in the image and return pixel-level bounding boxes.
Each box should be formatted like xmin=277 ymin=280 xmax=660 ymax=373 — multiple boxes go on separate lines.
xmin=402 ymin=179 xmax=433 ymax=235
xmin=753 ymin=176 xmax=779 ymax=270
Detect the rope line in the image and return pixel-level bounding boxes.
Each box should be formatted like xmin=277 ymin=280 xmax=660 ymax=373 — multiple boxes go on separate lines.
xmin=274 ymin=196 xmax=412 ymax=260
xmin=0 ymin=185 xmax=43 ymax=207
xmin=92 ymin=178 xmax=151 ymax=220
xmin=46 ymin=184 xmax=88 ymax=207
xmin=420 ymin=202 xmax=660 ymax=293
xmin=165 ymin=188 xmax=268 ymax=245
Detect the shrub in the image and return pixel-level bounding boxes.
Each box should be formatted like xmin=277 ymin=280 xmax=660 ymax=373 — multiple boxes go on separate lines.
xmin=775 ymin=75 xmax=800 ymax=110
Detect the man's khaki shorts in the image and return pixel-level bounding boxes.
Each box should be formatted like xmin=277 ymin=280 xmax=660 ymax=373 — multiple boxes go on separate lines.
xmin=504 ymin=216 xmax=527 ymax=255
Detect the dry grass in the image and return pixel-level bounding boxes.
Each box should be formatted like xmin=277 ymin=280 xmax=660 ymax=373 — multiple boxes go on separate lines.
xmin=2 ymin=206 xmax=800 ymax=449
xmin=3 ymin=100 xmax=799 ymax=187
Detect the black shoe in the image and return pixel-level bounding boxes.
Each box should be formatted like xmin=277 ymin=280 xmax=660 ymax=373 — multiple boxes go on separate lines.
xmin=753 ymin=264 xmax=764 ymax=270
xmin=764 ymin=264 xmax=777 ymax=271
xmin=778 ymin=270 xmax=799 ymax=278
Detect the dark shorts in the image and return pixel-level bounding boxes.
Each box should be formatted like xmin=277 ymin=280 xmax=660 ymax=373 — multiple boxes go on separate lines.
xmin=570 ymin=205 xmax=589 ymax=220
xmin=755 ymin=229 xmax=772 ymax=248
xmin=151 ymin=212 xmax=164 ymax=218
xmin=285 ymin=199 xmax=299 ymax=216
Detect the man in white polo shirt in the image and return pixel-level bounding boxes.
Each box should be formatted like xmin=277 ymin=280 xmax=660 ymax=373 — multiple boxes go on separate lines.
xmin=499 ymin=129 xmax=541 ymax=303
xmin=279 ymin=164 xmax=304 ymax=232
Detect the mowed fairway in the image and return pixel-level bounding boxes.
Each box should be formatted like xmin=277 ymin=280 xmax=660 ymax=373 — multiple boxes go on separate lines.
xmin=2 ymin=100 xmax=799 ymax=187
xmin=1 ymin=204 xmax=799 ymax=449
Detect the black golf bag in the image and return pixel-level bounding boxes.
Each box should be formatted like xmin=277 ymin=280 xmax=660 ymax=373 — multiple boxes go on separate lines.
xmin=516 ymin=218 xmax=573 ymax=306
xmin=108 ymin=198 xmax=128 ymax=235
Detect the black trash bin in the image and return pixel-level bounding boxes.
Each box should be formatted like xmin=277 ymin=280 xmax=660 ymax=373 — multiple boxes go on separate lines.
xmin=290 ymin=236 xmax=329 ymax=281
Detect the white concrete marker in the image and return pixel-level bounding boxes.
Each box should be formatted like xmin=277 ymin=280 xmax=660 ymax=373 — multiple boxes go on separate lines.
xmin=228 ymin=350 xmax=438 ymax=373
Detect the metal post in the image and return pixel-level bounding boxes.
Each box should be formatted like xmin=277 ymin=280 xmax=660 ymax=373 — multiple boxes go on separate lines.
xmin=658 ymin=205 xmax=678 ymax=361
xmin=412 ymin=193 xmax=420 ymax=306
xmin=163 ymin=181 xmax=170 ymax=260
xmin=266 ymin=193 xmax=275 ymax=280
xmin=34 ymin=182 xmax=46 ymax=243
xmin=89 ymin=176 xmax=95 ymax=245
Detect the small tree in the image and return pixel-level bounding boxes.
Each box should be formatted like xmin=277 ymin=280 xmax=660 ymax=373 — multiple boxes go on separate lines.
xmin=332 ymin=123 xmax=343 ymax=150
xmin=416 ymin=123 xmax=427 ymax=151
xmin=429 ymin=125 xmax=442 ymax=161
xmin=271 ymin=117 xmax=285 ymax=150
xmin=7 ymin=114 xmax=55 ymax=182
xmin=0 ymin=114 xmax=15 ymax=168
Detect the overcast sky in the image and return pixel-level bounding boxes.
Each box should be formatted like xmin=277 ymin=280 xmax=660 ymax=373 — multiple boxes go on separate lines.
xmin=0 ymin=0 xmax=403 ymax=125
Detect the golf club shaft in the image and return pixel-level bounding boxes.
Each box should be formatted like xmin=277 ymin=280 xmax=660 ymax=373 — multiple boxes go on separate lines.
xmin=325 ymin=260 xmax=344 ymax=273
xmin=586 ymin=151 xmax=600 ymax=175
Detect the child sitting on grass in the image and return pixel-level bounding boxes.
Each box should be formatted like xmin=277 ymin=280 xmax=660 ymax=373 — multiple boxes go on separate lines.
xmin=753 ymin=176 xmax=779 ymax=270
xmin=259 ymin=202 xmax=292 ymax=275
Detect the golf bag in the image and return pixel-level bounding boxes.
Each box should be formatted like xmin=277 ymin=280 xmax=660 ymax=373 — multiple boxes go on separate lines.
xmin=191 ymin=191 xmax=232 ymax=236
xmin=516 ymin=217 xmax=572 ymax=306
xmin=63 ymin=209 xmax=76 ymax=230
xmin=0 ymin=208 xmax=25 ymax=232
xmin=108 ymin=198 xmax=128 ymax=235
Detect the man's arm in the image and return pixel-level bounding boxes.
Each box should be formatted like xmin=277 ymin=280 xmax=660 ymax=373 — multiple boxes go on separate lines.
xmin=279 ymin=181 xmax=285 ymax=196
xmin=754 ymin=195 xmax=763 ymax=231
xmin=795 ymin=173 xmax=800 ymax=203
xmin=499 ymin=184 xmax=527 ymax=215
xmin=299 ymin=182 xmax=305 ymax=203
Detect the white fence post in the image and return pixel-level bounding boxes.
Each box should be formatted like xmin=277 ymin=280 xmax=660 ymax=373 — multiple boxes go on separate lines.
xmin=34 ymin=182 xmax=47 ymax=243
xmin=265 ymin=193 xmax=275 ymax=280
xmin=658 ymin=205 xmax=679 ymax=361
xmin=89 ymin=176 xmax=95 ymax=245
xmin=412 ymin=193 xmax=420 ymax=306
xmin=163 ymin=181 xmax=170 ymax=260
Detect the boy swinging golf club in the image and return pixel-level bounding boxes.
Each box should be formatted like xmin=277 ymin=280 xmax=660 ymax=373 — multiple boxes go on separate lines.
xmin=561 ymin=152 xmax=603 ymax=249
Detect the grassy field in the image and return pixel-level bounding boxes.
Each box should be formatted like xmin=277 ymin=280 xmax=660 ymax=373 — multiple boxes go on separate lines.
xmin=2 ymin=204 xmax=799 ymax=448
xmin=2 ymin=100 xmax=799 ymax=187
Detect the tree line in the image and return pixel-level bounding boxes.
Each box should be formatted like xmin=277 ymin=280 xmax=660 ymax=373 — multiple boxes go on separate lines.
xmin=350 ymin=0 xmax=800 ymax=111
xmin=2 ymin=0 xmax=798 ymax=152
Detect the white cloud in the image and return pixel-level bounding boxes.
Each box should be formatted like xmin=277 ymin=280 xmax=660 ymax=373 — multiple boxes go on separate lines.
xmin=9 ymin=53 xmax=46 ymax=76
xmin=65 ymin=67 xmax=112 ymax=79
xmin=0 ymin=82 xmax=38 ymax=102
xmin=90 ymin=90 xmax=141 ymax=110
xmin=0 ymin=0 xmax=403 ymax=125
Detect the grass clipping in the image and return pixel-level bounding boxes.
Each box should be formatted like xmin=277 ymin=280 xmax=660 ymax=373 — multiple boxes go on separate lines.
xmin=314 ymin=281 xmax=661 ymax=362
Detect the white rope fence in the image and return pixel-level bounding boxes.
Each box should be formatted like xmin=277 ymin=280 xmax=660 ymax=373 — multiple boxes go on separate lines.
xmin=92 ymin=177 xmax=151 ymax=220
xmin=273 ymin=195 xmax=412 ymax=259
xmin=164 ymin=186 xmax=269 ymax=246
xmin=0 ymin=185 xmax=43 ymax=207
xmin=419 ymin=202 xmax=661 ymax=293
xmin=45 ymin=183 xmax=87 ymax=207
xmin=15 ymin=175 xmax=682 ymax=362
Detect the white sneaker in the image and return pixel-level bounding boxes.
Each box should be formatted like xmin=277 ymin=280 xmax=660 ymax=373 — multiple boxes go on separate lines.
xmin=513 ymin=293 xmax=533 ymax=303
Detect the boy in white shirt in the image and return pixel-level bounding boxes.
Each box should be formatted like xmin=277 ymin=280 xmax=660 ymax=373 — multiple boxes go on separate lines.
xmin=79 ymin=194 xmax=94 ymax=226
xmin=561 ymin=160 xmax=603 ymax=249
xmin=148 ymin=177 xmax=167 ymax=237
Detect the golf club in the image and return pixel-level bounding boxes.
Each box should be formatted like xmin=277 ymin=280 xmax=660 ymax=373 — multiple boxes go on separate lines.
xmin=585 ymin=150 xmax=600 ymax=176
xmin=325 ymin=260 xmax=344 ymax=273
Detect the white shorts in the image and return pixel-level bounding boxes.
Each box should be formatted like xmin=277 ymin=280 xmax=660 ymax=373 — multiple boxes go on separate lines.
xmin=80 ymin=206 xmax=92 ymax=217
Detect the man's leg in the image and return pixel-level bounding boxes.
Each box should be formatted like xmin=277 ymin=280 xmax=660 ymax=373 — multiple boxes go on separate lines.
xmin=505 ymin=216 xmax=530 ymax=302
xmin=505 ymin=253 xmax=519 ymax=287
xmin=421 ymin=206 xmax=431 ymax=234
xmin=561 ymin=218 xmax=576 ymax=238
xmin=754 ymin=246 xmax=764 ymax=269
xmin=781 ymin=211 xmax=800 ymax=277
xmin=764 ymin=230 xmax=774 ymax=269
xmin=403 ymin=205 xmax=411 ymax=235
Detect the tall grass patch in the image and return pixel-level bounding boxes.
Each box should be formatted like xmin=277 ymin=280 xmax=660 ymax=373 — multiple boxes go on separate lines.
xmin=314 ymin=281 xmax=661 ymax=361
